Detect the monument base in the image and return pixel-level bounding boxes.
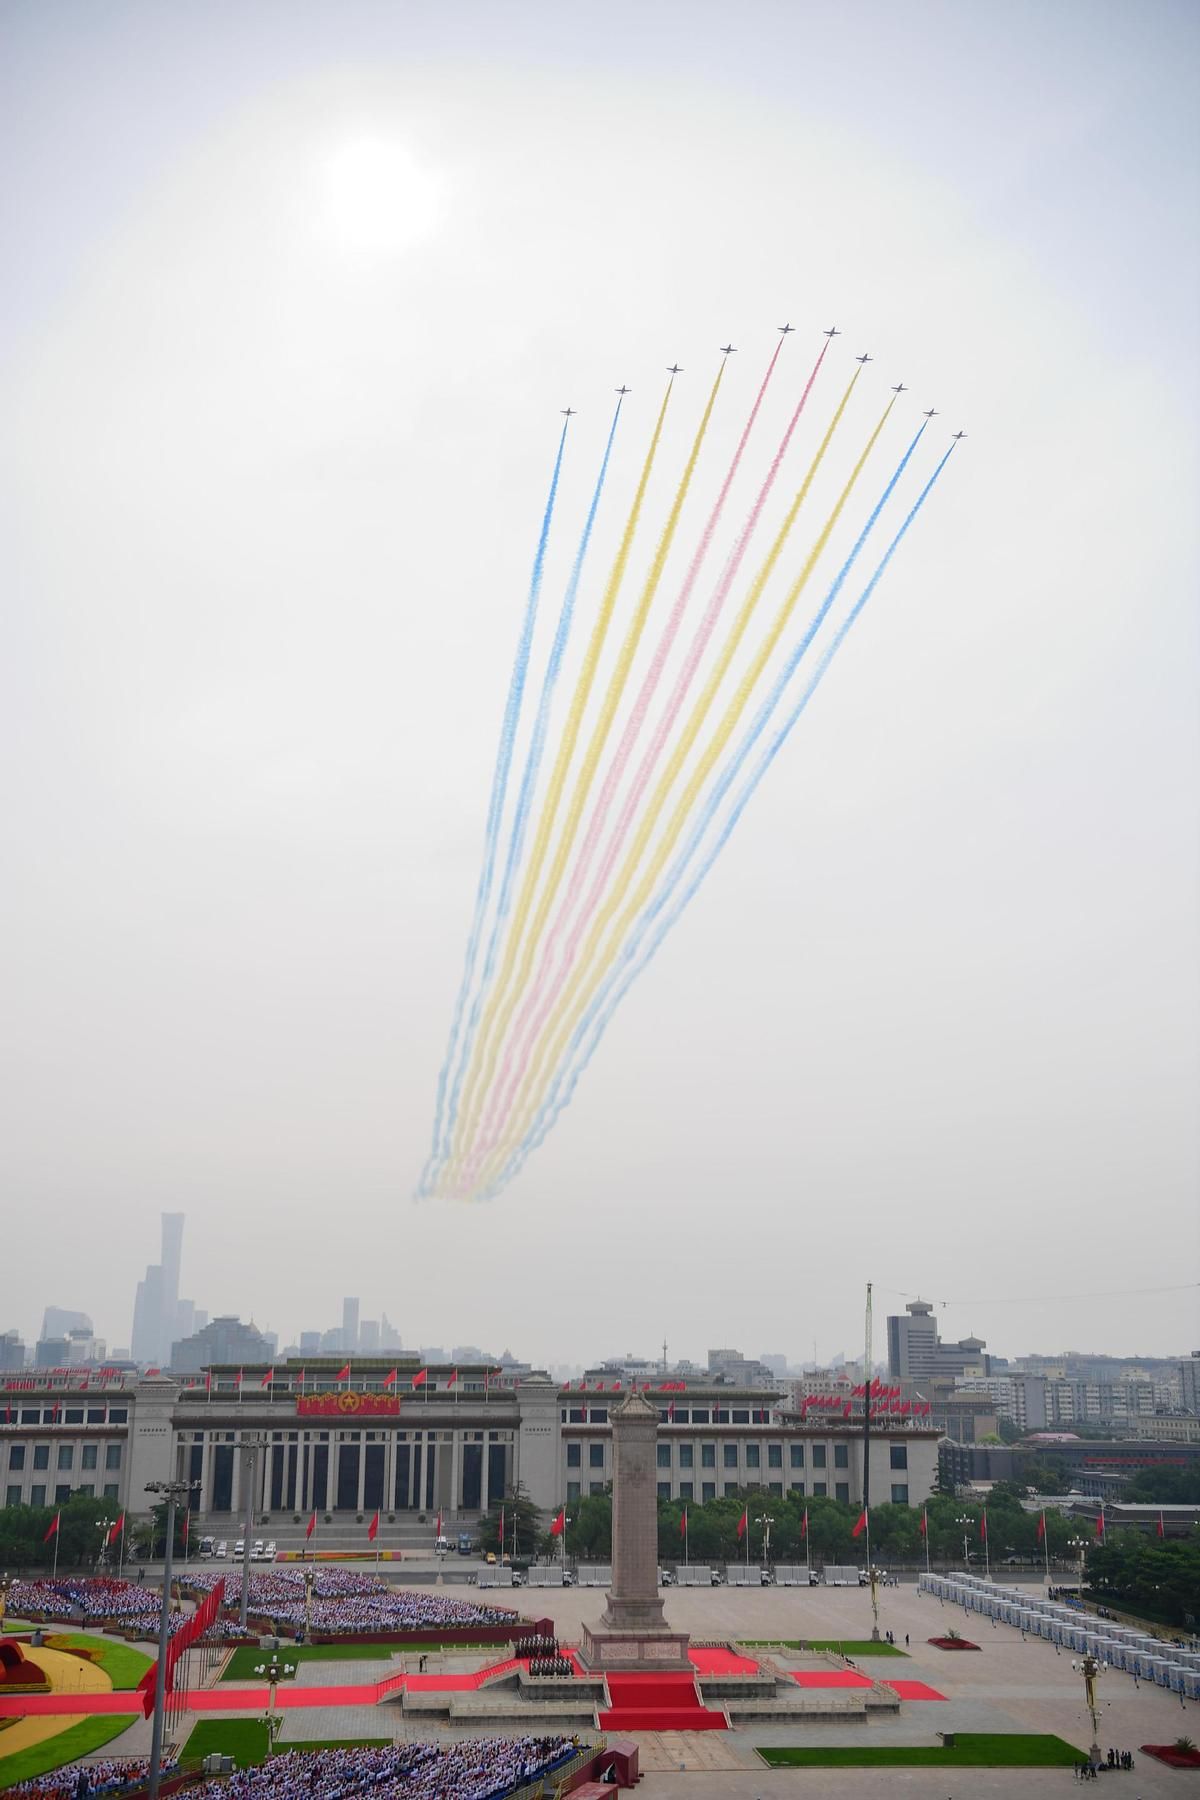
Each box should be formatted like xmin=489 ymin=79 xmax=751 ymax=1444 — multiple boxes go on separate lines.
xmin=578 ymin=1621 xmax=692 ymax=1672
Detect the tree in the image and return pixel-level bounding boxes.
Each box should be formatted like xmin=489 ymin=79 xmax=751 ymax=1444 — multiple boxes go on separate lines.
xmin=1085 ymin=1530 xmax=1200 ymax=1627
xmin=477 ymin=1485 xmax=542 ymax=1560
xmin=567 ymin=1491 xmax=611 ymax=1560
xmin=0 ymin=1493 xmax=124 ymax=1573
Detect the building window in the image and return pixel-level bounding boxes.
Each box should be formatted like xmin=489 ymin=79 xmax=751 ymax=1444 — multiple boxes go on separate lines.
xmin=724 ymin=1482 xmax=739 ymax=1497
xmin=701 ymin=1444 xmax=716 ymax=1468
xmin=702 ymin=1482 xmax=716 ymax=1502
xmin=20 ymin=1410 xmax=38 ymax=1424
xmin=33 ymin=1446 xmax=50 ymax=1470
xmin=78 ymin=1483 xmax=94 ymax=1497
xmin=109 ymin=1409 xmax=128 ymax=1423
xmin=569 ymin=1408 xmax=585 ymax=1423
xmin=811 ymin=1444 xmax=827 ymax=1469
xmin=691 ymin=1408 xmax=710 ymax=1424
xmin=104 ymin=1483 xmax=119 ymax=1499
xmin=723 ymin=1444 xmax=738 ymax=1469
xmin=567 ymin=1444 xmax=581 ymax=1468
xmin=834 ymin=1443 xmax=848 ymax=1469
xmin=64 ymin=1409 xmax=84 ymax=1425
xmin=105 ymin=1445 xmax=122 ymax=1470
xmin=55 ymin=1484 xmax=71 ymax=1503
xmin=678 ymin=1444 xmax=693 ymax=1468
xmin=657 ymin=1481 xmax=671 ymax=1499
xmin=589 ymin=1444 xmax=605 ymax=1469
xmin=812 ymin=1481 xmax=827 ymax=1497
xmin=789 ymin=1443 xmax=804 ymax=1468
xmin=31 ymin=1484 xmax=46 ymax=1506
xmin=769 ymin=1481 xmax=782 ymax=1495
xmin=745 ymin=1445 xmax=760 ymax=1469
xmin=589 ymin=1481 xmax=606 ymax=1496
xmin=87 ymin=1408 xmax=105 ymax=1424
xmin=57 ymin=1446 xmax=73 ymax=1470
xmin=891 ymin=1483 xmax=910 ymax=1505
xmin=789 ymin=1481 xmax=805 ymax=1496
xmin=890 ymin=1444 xmax=908 ymax=1470
xmin=8 ymin=1446 xmax=25 ymax=1470
xmin=656 ymin=1443 xmax=671 ymax=1468
xmin=679 ymin=1481 xmax=694 ymax=1499
xmin=835 ymin=1482 xmax=850 ymax=1502
xmin=590 ymin=1408 xmax=608 ymax=1423
xmin=768 ymin=1444 xmax=782 ymax=1469
xmin=6 ymin=1485 xmax=21 ymax=1506
xmin=732 ymin=1409 xmax=750 ymax=1424
xmin=567 ymin=1481 xmax=580 ymax=1501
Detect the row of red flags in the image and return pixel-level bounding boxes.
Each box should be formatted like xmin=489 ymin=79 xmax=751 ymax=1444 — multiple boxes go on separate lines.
xmin=190 ymin=1366 xmax=508 ymax=1392
xmin=136 ymin=1576 xmax=225 ymax=1716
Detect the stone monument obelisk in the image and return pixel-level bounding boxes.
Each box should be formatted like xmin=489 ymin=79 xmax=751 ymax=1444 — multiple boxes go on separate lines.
xmin=580 ymin=1386 xmax=690 ymax=1671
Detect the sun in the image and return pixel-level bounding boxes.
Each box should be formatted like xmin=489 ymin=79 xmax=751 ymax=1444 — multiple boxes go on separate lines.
xmin=316 ymin=134 xmax=442 ymax=257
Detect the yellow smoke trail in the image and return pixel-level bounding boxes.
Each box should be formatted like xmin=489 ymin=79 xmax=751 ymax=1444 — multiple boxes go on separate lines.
xmin=473 ymin=387 xmax=897 ymax=1195
xmin=441 ymin=374 xmax=681 ymax=1181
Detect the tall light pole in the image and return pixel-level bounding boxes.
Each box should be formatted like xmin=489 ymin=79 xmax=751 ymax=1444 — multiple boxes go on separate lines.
xmin=237 ymin=1435 xmax=268 ymax=1632
xmin=253 ymin=1650 xmax=295 ymax=1755
xmin=1071 ymin=1652 xmax=1105 ymax=1769
xmin=144 ymin=1477 xmax=198 ymax=1800
xmin=754 ymin=1513 xmax=775 ymax=1576
xmin=956 ymin=1515 xmax=974 ymax=1570
xmin=96 ymin=1517 xmax=114 ymax=1573
xmin=302 ymin=1565 xmax=315 ymax=1644
xmin=1068 ymin=1534 xmax=1088 ymax=1600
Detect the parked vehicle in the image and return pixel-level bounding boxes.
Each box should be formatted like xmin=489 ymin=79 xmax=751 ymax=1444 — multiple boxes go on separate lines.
xmin=199 ymin=1536 xmax=215 ymax=1558
xmin=215 ymin=1541 xmax=228 ymax=1558
xmin=264 ymin=1540 xmax=278 ymax=1559
xmin=458 ymin=1532 xmax=474 ymax=1555
xmin=234 ymin=1540 xmax=246 ymax=1557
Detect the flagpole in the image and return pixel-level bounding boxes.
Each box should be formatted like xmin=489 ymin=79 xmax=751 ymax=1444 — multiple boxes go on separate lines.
xmin=1042 ymin=1510 xmax=1050 ymax=1587
xmin=684 ymin=1511 xmax=689 ymax=1567
xmin=52 ymin=1516 xmax=59 ymax=1580
xmin=924 ymin=1505 xmax=931 ymax=1575
xmin=804 ymin=1510 xmax=810 ymax=1583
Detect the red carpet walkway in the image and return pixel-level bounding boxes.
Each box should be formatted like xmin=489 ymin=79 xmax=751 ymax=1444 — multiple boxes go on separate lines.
xmin=599 ymin=1671 xmax=728 ymax=1734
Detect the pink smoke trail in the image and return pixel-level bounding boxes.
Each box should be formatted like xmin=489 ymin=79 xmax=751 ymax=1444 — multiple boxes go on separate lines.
xmin=460 ymin=335 xmax=830 ymax=1189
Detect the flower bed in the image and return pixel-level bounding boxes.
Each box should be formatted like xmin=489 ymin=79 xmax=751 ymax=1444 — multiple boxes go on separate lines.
xmin=1142 ymin=1742 xmax=1200 ymax=1771
xmin=928 ymin=1636 xmax=980 ymax=1651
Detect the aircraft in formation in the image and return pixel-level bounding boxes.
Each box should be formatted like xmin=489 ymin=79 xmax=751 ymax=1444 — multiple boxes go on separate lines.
xmin=778 ymin=322 xmax=794 ymax=335
xmin=891 ymin=383 xmax=907 ymax=394
xmin=953 ymin=429 xmax=968 ymax=440
xmin=560 ymin=407 xmax=576 ymax=418
xmin=720 ymin=343 xmax=737 ymax=355
xmin=615 ymin=385 xmax=630 ymax=396
xmin=856 ymin=352 xmax=873 ymax=365
xmin=667 ymin=363 xmax=683 ymax=375
xmin=824 ymin=326 xmax=840 ymax=339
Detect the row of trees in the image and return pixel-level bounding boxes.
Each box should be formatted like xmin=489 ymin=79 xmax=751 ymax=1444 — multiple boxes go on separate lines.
xmin=0 ymin=1492 xmax=184 ymax=1573
xmin=1084 ymin=1532 xmax=1200 ymax=1628
xmin=479 ymin=1483 xmax=1092 ymax=1565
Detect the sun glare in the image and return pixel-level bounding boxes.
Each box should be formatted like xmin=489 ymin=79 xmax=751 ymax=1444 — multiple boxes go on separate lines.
xmin=316 ymin=135 xmax=441 ymax=256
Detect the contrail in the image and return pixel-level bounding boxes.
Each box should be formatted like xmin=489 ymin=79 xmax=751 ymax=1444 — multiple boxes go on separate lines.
xmin=421 ymin=395 xmax=627 ymax=1191
xmin=484 ymin=436 xmax=959 ymax=1195
xmin=419 ymin=415 xmax=569 ymax=1193
xmin=468 ymin=385 xmax=897 ymax=1195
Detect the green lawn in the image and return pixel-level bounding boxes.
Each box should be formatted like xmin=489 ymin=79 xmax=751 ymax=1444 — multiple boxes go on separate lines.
xmin=758 ymin=1734 xmax=1084 ymax=1769
xmin=220 ymin=1640 xmax=498 ymax=1680
xmin=740 ymin=1638 xmax=908 ymax=1657
xmin=45 ymin=1632 xmax=154 ymax=1689
xmin=0 ymin=1716 xmax=134 ymax=1789
xmin=181 ymin=1719 xmax=271 ymax=1768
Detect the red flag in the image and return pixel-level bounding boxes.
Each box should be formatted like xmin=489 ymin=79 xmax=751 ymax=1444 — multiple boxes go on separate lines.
xmin=1157 ymin=1511 xmax=1165 ymax=1539
xmin=980 ymin=1510 xmax=987 ymax=1544
xmin=336 ymin=1362 xmax=350 ymax=1382
xmin=680 ymin=1506 xmax=688 ymax=1537
xmin=842 ymin=1400 xmax=852 ymax=1418
xmin=447 ymin=1369 xmax=458 ymax=1387
xmin=412 ymin=1368 xmax=428 ymax=1387
xmin=383 ymin=1368 xmax=398 ymax=1388
xmin=918 ymin=1508 xmax=927 ymax=1539
xmin=736 ymin=1507 xmax=748 ymax=1541
xmin=43 ymin=1510 xmax=60 ymax=1542
xmin=851 ymin=1509 xmax=868 ymax=1539
xmin=204 ymin=1368 xmax=212 ymax=1394
xmin=260 ymin=1367 xmax=274 ymax=1388
xmin=107 ymin=1511 xmax=125 ymax=1547
xmin=305 ymin=1510 xmax=316 ymax=1540
xmin=296 ymin=1367 xmax=305 ymax=1389
xmin=549 ymin=1506 xmax=566 ymax=1537
xmin=1036 ymin=1511 xmax=1046 ymax=1544
xmin=801 ymin=1507 xmax=808 ymax=1541
xmin=1095 ymin=1510 xmax=1105 ymax=1542
xmin=233 ymin=1368 xmax=243 ymax=1388
xmin=367 ymin=1510 xmax=379 ymax=1542
xmin=436 ymin=1509 xmax=443 ymax=1538
xmin=667 ymin=1400 xmax=676 ymax=1422
xmin=137 ymin=1664 xmax=156 ymax=1719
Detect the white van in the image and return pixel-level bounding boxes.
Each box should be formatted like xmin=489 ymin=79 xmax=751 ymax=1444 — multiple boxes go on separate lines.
xmin=199 ymin=1536 xmax=215 ymax=1558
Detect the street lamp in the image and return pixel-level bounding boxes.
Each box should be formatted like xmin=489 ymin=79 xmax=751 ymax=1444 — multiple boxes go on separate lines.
xmin=301 ymin=1565 xmax=316 ymax=1644
xmin=96 ymin=1517 xmax=114 ymax=1573
xmin=1067 ymin=1535 xmax=1088 ymax=1599
xmin=144 ymin=1477 xmax=199 ymax=1800
xmin=236 ymin=1435 xmax=268 ymax=1632
xmin=253 ymin=1651 xmax=295 ymax=1754
xmin=955 ymin=1515 xmax=974 ymax=1570
xmin=754 ymin=1513 xmax=775 ymax=1578
xmin=0 ymin=1573 xmax=10 ymax=1633
xmin=1070 ymin=1652 xmax=1106 ymax=1768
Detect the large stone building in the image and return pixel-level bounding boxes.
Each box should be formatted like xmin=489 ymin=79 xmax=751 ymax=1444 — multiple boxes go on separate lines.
xmin=886 ymin=1300 xmax=989 ymax=1383
xmin=2 ymin=1359 xmax=940 ymax=1528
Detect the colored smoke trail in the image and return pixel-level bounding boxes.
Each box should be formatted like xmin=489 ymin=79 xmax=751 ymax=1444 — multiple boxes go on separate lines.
xmin=466 ymin=386 xmax=897 ymax=1195
xmin=484 ymin=436 xmax=958 ymax=1197
xmin=486 ymin=338 xmax=795 ymax=1143
xmin=421 ymin=395 xmax=625 ymax=1192
xmin=420 ymin=416 xmax=570 ymax=1192
xmin=441 ymin=377 xmax=676 ymax=1181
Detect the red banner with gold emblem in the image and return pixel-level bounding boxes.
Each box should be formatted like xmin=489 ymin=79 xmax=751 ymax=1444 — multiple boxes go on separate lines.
xmin=297 ymin=1392 xmax=401 ymax=1417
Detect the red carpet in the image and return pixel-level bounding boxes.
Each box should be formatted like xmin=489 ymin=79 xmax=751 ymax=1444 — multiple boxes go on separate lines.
xmin=688 ymin=1646 xmax=758 ymax=1675
xmin=600 ymin=1670 xmax=727 ymax=1733
xmin=791 ymin=1670 xmax=873 ymax=1689
xmin=885 ymin=1679 xmax=947 ymax=1700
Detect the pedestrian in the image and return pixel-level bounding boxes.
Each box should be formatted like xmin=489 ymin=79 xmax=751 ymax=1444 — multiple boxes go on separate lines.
xmin=905 ymin=1633 xmax=910 ymax=1648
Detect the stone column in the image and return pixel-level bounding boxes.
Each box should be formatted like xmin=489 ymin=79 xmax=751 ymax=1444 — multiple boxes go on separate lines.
xmin=581 ymin=1387 xmax=689 ymax=1671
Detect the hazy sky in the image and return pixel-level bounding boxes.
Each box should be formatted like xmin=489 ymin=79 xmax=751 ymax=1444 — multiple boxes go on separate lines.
xmin=2 ymin=0 xmax=1197 ymax=1368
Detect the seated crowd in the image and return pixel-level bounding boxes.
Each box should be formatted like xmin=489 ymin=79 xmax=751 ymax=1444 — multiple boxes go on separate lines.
xmin=185 ymin=1568 xmax=519 ymax=1635
xmin=11 ymin=1756 xmax=179 ymax=1799
xmin=7 ymin=1578 xmax=257 ymax=1645
xmin=186 ymin=1737 xmax=575 ymax=1800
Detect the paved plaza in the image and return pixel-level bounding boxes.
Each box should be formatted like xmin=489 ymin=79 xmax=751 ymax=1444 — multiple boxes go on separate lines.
xmin=46 ymin=1579 xmax=1193 ymax=1799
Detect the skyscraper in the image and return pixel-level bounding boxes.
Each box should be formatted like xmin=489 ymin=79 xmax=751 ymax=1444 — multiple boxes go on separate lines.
xmin=132 ymin=1212 xmax=188 ymax=1366
xmin=341 ymin=1296 xmax=360 ymax=1354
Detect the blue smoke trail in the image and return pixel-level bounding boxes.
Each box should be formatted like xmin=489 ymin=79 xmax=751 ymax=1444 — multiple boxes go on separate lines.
xmin=485 ymin=435 xmax=957 ymax=1197
xmin=422 ymin=398 xmax=624 ymax=1192
xmin=420 ymin=417 xmax=570 ymax=1194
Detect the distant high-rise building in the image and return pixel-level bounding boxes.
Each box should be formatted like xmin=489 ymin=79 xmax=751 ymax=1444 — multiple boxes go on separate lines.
xmin=1179 ymin=1352 xmax=1200 ymax=1416
xmin=299 ymin=1332 xmax=321 ymax=1355
xmin=342 ymin=1297 xmax=360 ymax=1353
xmin=170 ymin=1314 xmax=273 ymax=1373
xmin=359 ymin=1319 xmax=380 ymax=1353
xmin=0 ymin=1331 xmax=26 ymax=1370
xmin=886 ymin=1300 xmax=989 ymax=1382
xmin=41 ymin=1308 xmax=93 ymax=1341
xmin=131 ymin=1211 xmax=195 ymax=1366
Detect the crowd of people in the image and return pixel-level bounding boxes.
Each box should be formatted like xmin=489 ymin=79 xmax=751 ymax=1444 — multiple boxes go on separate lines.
xmin=512 ymin=1633 xmax=558 ymax=1658
xmin=1074 ymin=1748 xmax=1136 ymax=1779
xmin=525 ymin=1656 xmax=573 ymax=1678
xmin=7 ymin=1578 xmax=159 ymax=1634
xmin=11 ymin=1756 xmax=179 ymax=1799
xmin=184 ymin=1568 xmax=519 ymax=1635
xmin=185 ymin=1737 xmax=576 ymax=1800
